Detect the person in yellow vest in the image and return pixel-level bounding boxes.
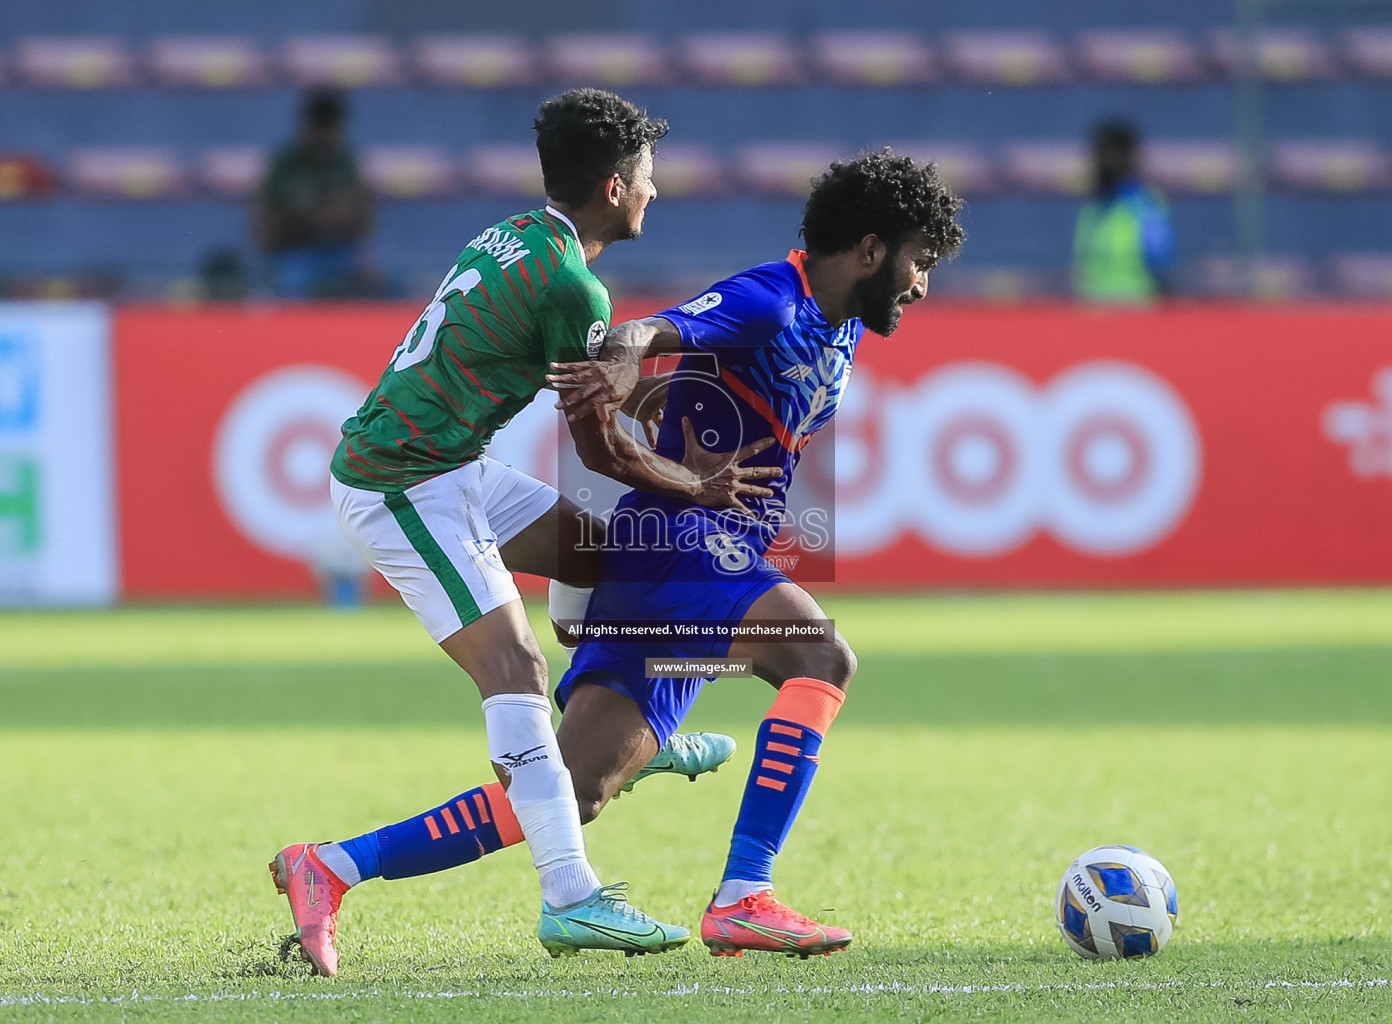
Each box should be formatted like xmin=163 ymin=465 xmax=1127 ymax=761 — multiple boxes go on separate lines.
xmin=1072 ymin=119 xmax=1174 ymax=303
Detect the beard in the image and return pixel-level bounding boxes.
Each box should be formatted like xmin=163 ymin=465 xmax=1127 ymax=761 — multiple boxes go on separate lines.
xmin=855 ymin=257 xmax=905 ymax=336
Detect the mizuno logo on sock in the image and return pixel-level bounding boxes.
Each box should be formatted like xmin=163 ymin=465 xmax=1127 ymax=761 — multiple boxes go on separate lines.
xmin=498 ymin=745 xmax=549 ymax=769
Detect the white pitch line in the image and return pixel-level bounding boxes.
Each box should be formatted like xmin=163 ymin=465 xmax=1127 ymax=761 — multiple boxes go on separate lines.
xmin=1 ymin=978 xmax=1388 ymax=1007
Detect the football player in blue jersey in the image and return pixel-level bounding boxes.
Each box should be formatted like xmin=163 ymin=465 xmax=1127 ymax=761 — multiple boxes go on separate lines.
xmin=546 ymin=149 xmax=965 ymax=957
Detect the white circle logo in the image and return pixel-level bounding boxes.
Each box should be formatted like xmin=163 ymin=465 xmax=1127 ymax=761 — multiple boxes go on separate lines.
xmin=833 ymin=361 xmax=1202 ymax=558
xmin=214 ymin=365 xmax=369 ymax=559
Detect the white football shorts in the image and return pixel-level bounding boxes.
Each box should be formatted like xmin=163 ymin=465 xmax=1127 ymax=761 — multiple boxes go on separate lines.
xmin=331 ymin=456 xmax=557 ymax=642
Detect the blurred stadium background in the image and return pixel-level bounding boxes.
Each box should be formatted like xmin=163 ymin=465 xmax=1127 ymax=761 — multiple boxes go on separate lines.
xmin=3 ymin=3 xmax=1392 ymax=1018
xmin=1 ymin=0 xmax=1392 ymax=302
xmin=1 ymin=0 xmax=1390 ymax=604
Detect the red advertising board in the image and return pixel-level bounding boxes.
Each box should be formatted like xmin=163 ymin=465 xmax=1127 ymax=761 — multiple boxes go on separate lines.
xmin=115 ymin=303 xmax=1392 ymax=597
xmin=828 ymin=304 xmax=1392 ymax=585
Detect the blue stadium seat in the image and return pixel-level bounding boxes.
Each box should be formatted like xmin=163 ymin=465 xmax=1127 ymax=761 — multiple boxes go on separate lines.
xmin=806 ymin=32 xmax=938 ymax=86
xmin=465 ymin=145 xmax=544 ymax=197
xmin=1208 ymin=27 xmax=1337 ymax=81
xmin=1145 ymin=139 xmax=1237 ymax=195
xmin=147 ymin=37 xmax=273 ymax=89
xmin=1268 ymin=139 xmax=1391 ymax=194
xmin=67 ymin=147 xmax=189 ymax=200
xmin=735 ymin=142 xmax=843 ymax=196
xmin=280 ymin=35 xmax=404 ymax=88
xmin=15 ymin=36 xmax=140 ymax=89
xmin=677 ymin=32 xmax=804 ymax=86
xmin=1341 ymin=28 xmax=1392 ymax=80
xmin=650 ymin=144 xmax=727 ymax=198
xmin=1183 ymin=254 xmax=1318 ymax=300
xmin=544 ymin=33 xmax=670 ymax=87
xmin=1000 ymin=141 xmax=1088 ymax=196
xmin=0 ymin=153 xmax=55 ymax=201
xmin=361 ymin=145 xmax=458 ymax=199
xmin=883 ymin=141 xmax=997 ymax=197
xmin=929 ymin=264 xmax=1063 ymax=301
xmin=1329 ymin=252 xmax=1392 ymax=299
xmin=1075 ymin=29 xmax=1207 ymax=84
xmin=411 ymin=35 xmax=538 ymax=88
xmin=942 ymin=31 xmax=1074 ymax=85
xmin=199 ymin=146 xmax=267 ymax=200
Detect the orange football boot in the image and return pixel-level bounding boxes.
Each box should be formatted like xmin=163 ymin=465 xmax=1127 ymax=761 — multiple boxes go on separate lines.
xmin=701 ymin=890 xmax=853 ymax=958
xmin=269 ymin=843 xmax=351 ymax=976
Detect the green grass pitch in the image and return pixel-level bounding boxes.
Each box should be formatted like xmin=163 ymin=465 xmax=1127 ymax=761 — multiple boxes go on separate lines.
xmin=2 ymin=590 xmax=1391 ymax=1022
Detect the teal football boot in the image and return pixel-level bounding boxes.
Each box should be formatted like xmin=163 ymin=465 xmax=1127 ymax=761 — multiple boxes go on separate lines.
xmin=619 ymin=732 xmax=737 ymax=795
xmin=539 ymin=882 xmax=690 ymax=958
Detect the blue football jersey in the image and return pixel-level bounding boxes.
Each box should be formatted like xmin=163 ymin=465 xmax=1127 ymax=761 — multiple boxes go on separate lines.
xmin=650 ymin=250 xmax=864 ymax=546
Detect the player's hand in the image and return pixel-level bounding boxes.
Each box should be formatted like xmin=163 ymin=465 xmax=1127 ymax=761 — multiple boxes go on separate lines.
xmin=547 ymin=359 xmax=640 ymax=425
xmin=623 ymin=374 xmax=670 ymax=446
xmin=681 ymin=417 xmax=783 ymax=516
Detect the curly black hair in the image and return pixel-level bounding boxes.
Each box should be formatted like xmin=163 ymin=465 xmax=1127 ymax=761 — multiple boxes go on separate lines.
xmin=534 ymin=88 xmax=669 ymax=206
xmin=800 ymin=149 xmax=965 ymax=261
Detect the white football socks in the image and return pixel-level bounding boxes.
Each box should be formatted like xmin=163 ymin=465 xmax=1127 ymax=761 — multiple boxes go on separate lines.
xmin=714 ymin=879 xmax=770 ymax=908
xmin=481 ymin=692 xmax=599 ymax=908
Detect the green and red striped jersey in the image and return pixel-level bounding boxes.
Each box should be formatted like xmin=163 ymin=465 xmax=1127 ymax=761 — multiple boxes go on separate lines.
xmin=331 ymin=206 xmax=611 ymax=491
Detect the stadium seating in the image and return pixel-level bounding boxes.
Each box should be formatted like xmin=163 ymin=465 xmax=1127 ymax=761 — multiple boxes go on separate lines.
xmin=199 ymin=147 xmax=267 ymax=199
xmin=281 ymin=35 xmax=404 ymax=88
xmin=15 ymin=37 xmax=140 ymax=88
xmin=807 ymin=32 xmax=938 ymax=85
xmin=1341 ymin=27 xmax=1392 ymax=79
xmin=148 ymin=37 xmax=271 ymax=89
xmin=0 ymin=2 xmax=1388 ymax=299
xmin=1329 ymin=253 xmax=1392 ymax=299
xmin=412 ymin=35 xmax=537 ymax=87
xmin=67 ymin=148 xmax=188 ymax=200
xmin=930 ymin=265 xmax=1063 ymax=301
xmin=1145 ymin=140 xmax=1238 ymax=195
xmin=678 ymin=33 xmax=804 ymax=85
xmin=1184 ymin=254 xmax=1318 ymax=300
xmin=651 ymin=145 xmax=727 ymax=198
xmin=8 ymin=27 xmax=1392 ymax=91
xmin=1268 ymin=139 xmax=1391 ymax=194
xmin=361 ymin=146 xmax=458 ymax=199
xmin=942 ymin=32 xmax=1074 ymax=85
xmin=0 ymin=154 xmax=55 ymax=200
xmin=1208 ymin=27 xmax=1338 ymax=81
xmin=1000 ymin=142 xmax=1089 ymax=196
xmin=466 ymin=145 xmax=545 ymax=196
xmin=545 ymin=34 xmax=670 ymax=87
xmin=1075 ymin=30 xmax=1207 ymax=83
xmin=884 ymin=142 xmax=997 ymax=196
xmin=735 ymin=143 xmax=844 ymax=196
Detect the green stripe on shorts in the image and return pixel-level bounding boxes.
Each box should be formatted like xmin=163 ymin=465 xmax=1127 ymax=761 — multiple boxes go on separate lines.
xmin=384 ymin=491 xmax=483 ymax=628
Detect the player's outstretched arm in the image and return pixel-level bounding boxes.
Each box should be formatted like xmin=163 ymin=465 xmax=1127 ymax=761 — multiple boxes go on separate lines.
xmin=548 ymin=316 xmax=684 ymax=424
xmin=566 ymin=408 xmax=781 ymax=515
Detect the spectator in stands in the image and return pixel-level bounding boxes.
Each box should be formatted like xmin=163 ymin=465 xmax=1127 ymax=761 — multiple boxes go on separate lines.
xmin=255 ymin=90 xmax=374 ymax=299
xmin=1072 ymin=118 xmax=1174 ymax=303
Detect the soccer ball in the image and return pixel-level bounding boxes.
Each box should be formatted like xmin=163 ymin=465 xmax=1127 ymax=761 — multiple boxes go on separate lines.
xmin=1055 ymin=845 xmax=1178 ymax=959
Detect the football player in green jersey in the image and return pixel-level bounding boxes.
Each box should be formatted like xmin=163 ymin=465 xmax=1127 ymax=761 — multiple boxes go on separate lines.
xmin=271 ymin=89 xmax=780 ymax=974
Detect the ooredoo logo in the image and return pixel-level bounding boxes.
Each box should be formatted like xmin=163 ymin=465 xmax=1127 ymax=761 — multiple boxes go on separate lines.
xmin=1323 ymin=368 xmax=1392 ymax=478
xmin=831 ymin=361 xmax=1202 ymax=558
xmin=214 ymin=366 xmax=368 ymax=559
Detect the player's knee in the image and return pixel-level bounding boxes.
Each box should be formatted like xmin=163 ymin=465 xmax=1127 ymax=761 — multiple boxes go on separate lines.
xmin=488 ymin=642 xmax=550 ymax=695
xmin=822 ymin=636 xmax=857 ymax=691
xmin=779 ymin=635 xmax=855 ymax=690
